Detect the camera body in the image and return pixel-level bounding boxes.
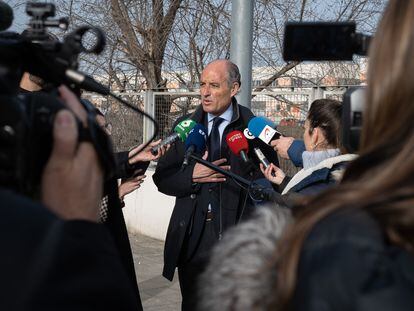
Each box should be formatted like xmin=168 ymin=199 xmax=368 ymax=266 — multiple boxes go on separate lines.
xmin=0 ymin=2 xmax=113 ymax=196
xmin=283 ymin=21 xmax=371 ymax=152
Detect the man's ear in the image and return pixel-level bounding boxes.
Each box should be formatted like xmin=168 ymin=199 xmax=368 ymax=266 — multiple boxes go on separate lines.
xmin=230 ymin=82 xmax=240 ymax=97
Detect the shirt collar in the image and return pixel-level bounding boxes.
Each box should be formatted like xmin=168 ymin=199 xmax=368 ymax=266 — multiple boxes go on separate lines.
xmin=207 ymin=103 xmax=233 ymax=124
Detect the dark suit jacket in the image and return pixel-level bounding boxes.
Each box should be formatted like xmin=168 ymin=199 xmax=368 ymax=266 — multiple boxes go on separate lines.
xmin=0 ymin=188 xmax=139 ymax=311
xmin=153 ymin=98 xmax=279 ymax=280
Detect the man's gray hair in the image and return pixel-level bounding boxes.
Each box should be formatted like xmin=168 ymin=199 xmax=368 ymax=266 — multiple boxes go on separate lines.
xmin=227 ymin=60 xmax=241 ymax=87
xmin=199 ymin=205 xmax=292 ymax=311
xmin=206 ymin=59 xmax=241 ymax=87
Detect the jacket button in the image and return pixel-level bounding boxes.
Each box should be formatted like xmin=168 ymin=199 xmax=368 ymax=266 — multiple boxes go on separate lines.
xmin=208 ymin=188 xmax=212 ymax=193
xmin=179 ymin=220 xmax=185 ymax=227
xmin=190 ymin=194 xmax=196 ymax=199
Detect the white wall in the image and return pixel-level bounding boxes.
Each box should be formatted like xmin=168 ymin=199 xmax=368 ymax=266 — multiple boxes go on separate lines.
xmin=122 ymin=168 xmax=175 ymax=241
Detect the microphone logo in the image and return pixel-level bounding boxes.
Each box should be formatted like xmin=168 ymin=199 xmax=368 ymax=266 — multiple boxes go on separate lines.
xmin=259 ymin=125 xmax=278 ymax=144
xmin=243 ymin=128 xmax=255 ymax=140
xmin=227 ymin=132 xmax=243 ymax=143
xmin=180 ymin=120 xmax=194 ymax=128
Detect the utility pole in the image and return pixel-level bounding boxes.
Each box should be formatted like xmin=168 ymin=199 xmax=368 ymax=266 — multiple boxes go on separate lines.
xmin=230 ymin=0 xmax=254 ymax=108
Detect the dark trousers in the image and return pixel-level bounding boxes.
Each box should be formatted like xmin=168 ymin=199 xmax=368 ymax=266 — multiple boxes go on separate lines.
xmin=178 ymin=220 xmax=217 ymax=311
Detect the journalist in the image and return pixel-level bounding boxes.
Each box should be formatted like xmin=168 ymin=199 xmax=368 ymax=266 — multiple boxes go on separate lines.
xmin=0 ymin=86 xmax=139 ymax=310
xmin=261 ymin=99 xmax=357 ymax=196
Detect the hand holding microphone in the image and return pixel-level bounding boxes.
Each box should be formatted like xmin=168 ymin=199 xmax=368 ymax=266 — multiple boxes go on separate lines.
xmin=150 ymin=119 xmax=197 ymax=155
xmin=259 ymin=162 xmax=286 ymax=185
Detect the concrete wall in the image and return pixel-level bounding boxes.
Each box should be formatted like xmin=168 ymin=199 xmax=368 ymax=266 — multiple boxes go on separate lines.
xmin=122 ymin=167 xmax=175 ymax=241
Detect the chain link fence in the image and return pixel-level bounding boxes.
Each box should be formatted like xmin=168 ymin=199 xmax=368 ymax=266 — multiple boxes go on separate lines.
xmin=84 ymin=87 xmax=348 ymax=174
xmin=83 ymin=92 xmax=145 ymax=152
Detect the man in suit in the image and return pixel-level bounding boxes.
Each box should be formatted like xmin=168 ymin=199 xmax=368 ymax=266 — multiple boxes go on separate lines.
xmin=153 ymin=59 xmax=279 ymax=310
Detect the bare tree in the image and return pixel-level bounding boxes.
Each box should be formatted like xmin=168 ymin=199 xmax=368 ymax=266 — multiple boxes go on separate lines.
xmin=31 ymin=0 xmax=385 ymax=147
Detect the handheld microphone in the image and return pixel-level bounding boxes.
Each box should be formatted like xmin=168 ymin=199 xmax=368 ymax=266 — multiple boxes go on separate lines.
xmin=226 ymin=130 xmax=249 ymax=162
xmin=248 ymin=116 xmax=282 ymax=145
xmin=150 ymin=119 xmax=196 ymax=155
xmin=0 ymin=1 xmax=13 ymax=31
xmin=182 ymin=124 xmax=207 ymax=168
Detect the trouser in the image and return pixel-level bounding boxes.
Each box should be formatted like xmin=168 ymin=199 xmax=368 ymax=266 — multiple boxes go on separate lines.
xmin=178 ymin=220 xmax=217 ymax=311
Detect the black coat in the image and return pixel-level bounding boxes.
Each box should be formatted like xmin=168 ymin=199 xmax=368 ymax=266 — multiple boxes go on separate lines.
xmin=294 ymin=209 xmax=414 ymax=311
xmin=0 ymin=188 xmax=139 ymax=311
xmin=153 ymin=99 xmax=279 ymax=280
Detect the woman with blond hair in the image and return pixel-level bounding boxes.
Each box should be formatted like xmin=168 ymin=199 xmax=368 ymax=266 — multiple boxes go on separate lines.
xmin=200 ymin=1 xmax=414 ymax=310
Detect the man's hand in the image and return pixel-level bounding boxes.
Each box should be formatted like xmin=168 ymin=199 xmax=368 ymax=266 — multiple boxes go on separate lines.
xmin=41 ymin=86 xmax=103 ymax=222
xmin=119 ymin=174 xmax=146 ymax=200
xmin=270 ymin=136 xmax=294 ymax=159
xmin=128 ymin=139 xmax=170 ymax=163
xmin=259 ymin=163 xmax=286 ymax=185
xmin=192 ymin=151 xmax=230 ymax=183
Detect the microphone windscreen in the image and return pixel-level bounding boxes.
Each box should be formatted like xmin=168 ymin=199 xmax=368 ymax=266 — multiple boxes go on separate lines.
xmin=0 ymin=1 xmax=13 ymax=31
xmin=248 ymin=116 xmax=276 ymax=138
xmin=185 ymin=124 xmax=207 ymax=154
xmin=174 ymin=119 xmax=197 ymax=141
xmin=226 ymin=130 xmax=249 ymax=156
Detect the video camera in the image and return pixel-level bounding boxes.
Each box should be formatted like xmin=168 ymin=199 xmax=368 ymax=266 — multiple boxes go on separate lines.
xmin=283 ymin=21 xmax=370 ymax=153
xmin=0 ymin=2 xmax=114 ymax=196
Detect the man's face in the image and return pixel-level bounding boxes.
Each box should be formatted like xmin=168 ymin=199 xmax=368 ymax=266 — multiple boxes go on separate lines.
xmin=200 ymin=61 xmax=239 ymax=116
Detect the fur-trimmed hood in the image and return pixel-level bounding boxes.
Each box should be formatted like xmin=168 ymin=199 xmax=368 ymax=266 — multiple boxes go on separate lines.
xmin=282 ymin=154 xmax=358 ymax=195
xmin=199 ymin=205 xmax=292 ymax=311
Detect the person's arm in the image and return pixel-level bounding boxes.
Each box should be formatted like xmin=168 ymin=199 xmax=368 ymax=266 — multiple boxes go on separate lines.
xmin=270 ymin=137 xmax=305 ymax=168
xmin=114 ymin=140 xmax=169 ymax=179
xmin=114 ymin=151 xmax=149 ymax=179
xmin=287 ymin=139 xmax=305 ymax=168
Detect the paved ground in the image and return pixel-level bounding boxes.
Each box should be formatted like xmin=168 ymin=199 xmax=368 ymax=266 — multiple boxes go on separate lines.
xmin=129 ymin=232 xmax=181 ymax=311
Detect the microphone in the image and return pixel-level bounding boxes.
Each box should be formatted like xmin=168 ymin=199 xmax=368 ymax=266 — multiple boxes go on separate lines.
xmin=226 ymin=130 xmax=249 ymax=163
xmin=150 ymin=119 xmax=196 ymax=155
xmin=182 ymin=124 xmax=207 ymax=168
xmin=0 ymin=1 xmax=13 ymax=31
xmin=248 ymin=116 xmax=282 ymax=145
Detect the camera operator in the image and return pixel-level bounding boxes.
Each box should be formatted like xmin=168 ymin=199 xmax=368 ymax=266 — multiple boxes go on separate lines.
xmin=0 ymin=86 xmax=139 ymax=310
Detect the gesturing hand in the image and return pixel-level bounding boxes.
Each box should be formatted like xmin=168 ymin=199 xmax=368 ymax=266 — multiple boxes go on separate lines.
xmin=192 ymin=151 xmax=230 ymax=184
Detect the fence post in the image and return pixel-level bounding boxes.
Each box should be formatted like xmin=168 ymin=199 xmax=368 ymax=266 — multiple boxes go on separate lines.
xmin=143 ymin=90 xmax=155 ymax=143
xmin=310 ymin=87 xmax=324 ymax=108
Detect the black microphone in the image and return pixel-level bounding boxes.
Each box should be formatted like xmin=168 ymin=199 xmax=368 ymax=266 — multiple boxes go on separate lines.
xmin=0 ymin=1 xmax=13 ymax=31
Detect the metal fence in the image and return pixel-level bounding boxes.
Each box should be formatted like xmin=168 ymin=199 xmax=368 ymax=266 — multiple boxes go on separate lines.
xmin=84 ymin=86 xmax=349 ymax=162
xmin=145 ymin=87 xmax=348 ymax=142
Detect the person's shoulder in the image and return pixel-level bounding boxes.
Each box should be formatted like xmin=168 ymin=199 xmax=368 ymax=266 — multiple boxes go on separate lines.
xmin=237 ymin=103 xmax=255 ymax=118
xmin=304 ymin=208 xmax=385 ymax=252
xmin=0 ymin=188 xmax=57 ymax=228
